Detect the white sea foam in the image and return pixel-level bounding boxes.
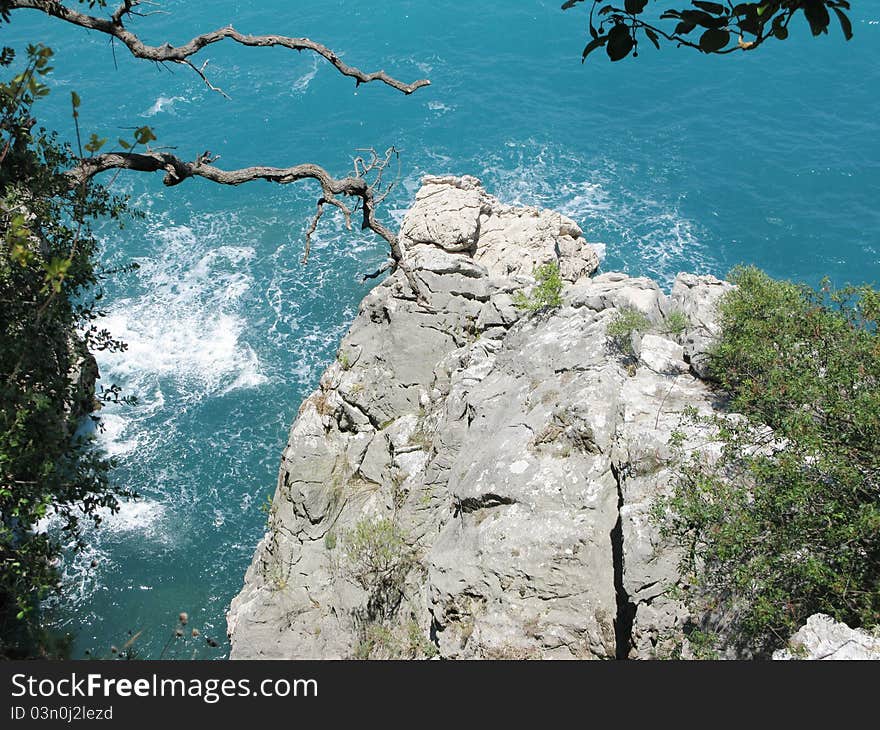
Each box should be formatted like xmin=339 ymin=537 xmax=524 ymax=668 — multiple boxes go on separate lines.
xmin=142 ymin=95 xmax=188 ymax=117
xmin=101 ymin=499 xmax=167 ymax=537
xmin=37 ymin=498 xmax=166 ymax=538
xmin=478 ymin=140 xmax=712 ymax=286
xmin=39 ymin=496 xmax=169 ymax=617
xmin=292 ymin=57 xmax=319 ymax=93
xmin=96 ymin=412 xmax=140 ymax=458
xmin=427 ymin=100 xmax=454 ymax=115
xmin=95 ymin=220 xmax=268 ymax=404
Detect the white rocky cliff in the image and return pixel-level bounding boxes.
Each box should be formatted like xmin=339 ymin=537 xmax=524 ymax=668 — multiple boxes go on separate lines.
xmin=226 ymin=176 xmax=739 ymax=659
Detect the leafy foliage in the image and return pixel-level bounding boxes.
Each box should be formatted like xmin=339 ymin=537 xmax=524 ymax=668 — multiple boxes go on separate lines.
xmin=662 ymin=309 xmax=690 ymax=336
xmin=0 ymin=44 xmax=135 ymax=658
xmin=656 ymin=267 xmax=879 ymax=653
xmin=606 ymin=305 xmax=652 ymax=356
xmin=563 ymin=1 xmax=854 ymax=62
xmin=512 ymin=262 xmax=564 ymax=312
xmin=353 ymin=619 xmax=438 ymax=660
xmin=341 ymin=517 xmax=416 ymax=620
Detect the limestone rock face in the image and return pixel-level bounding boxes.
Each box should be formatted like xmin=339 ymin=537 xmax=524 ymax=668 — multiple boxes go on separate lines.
xmin=68 ymin=335 xmax=99 ymax=424
xmin=401 ymin=174 xmax=599 ymax=283
xmin=670 ymin=273 xmax=733 ymax=379
xmin=227 ymin=176 xmax=726 ymax=660
xmin=773 ymin=614 xmax=880 ymax=660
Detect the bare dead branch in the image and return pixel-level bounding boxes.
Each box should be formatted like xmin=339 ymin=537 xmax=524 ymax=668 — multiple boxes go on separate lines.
xmin=9 ymin=0 xmax=431 ymax=96
xmin=183 ymin=58 xmax=231 ymax=99
xmin=362 ymin=260 xmax=394 ymax=282
xmin=66 ymin=150 xmax=401 ymax=254
xmin=63 ymin=149 xmax=432 ymax=301
xmin=10 ymin=2 xmax=429 ymax=295
xmin=303 ymin=197 xmax=326 ymax=265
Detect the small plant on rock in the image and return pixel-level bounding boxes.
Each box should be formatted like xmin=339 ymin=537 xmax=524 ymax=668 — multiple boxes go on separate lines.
xmin=353 ymin=618 xmax=437 ymax=660
xmin=354 ymin=622 xmax=396 ymax=660
xmin=606 ymin=306 xmax=652 ymax=356
xmin=513 ymin=262 xmax=564 ymax=312
xmin=662 ymin=310 xmax=690 ymax=336
xmin=341 ymin=517 xmax=416 ymax=620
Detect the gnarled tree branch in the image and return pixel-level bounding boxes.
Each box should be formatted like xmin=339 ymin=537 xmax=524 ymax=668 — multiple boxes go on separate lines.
xmin=564 ymin=1 xmax=853 ymax=63
xmin=63 ymin=148 xmax=429 ymax=296
xmin=8 ymin=0 xmax=431 ymax=95
xmin=66 ymin=149 xmax=404 ymax=259
xmin=8 ymin=2 xmax=428 ymax=291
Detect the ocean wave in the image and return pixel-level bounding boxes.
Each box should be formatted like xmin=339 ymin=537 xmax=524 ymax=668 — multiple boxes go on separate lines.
xmin=95 ymin=219 xmax=268 ymax=404
xmin=39 ymin=497 xmax=171 ymax=627
xmin=475 ymin=140 xmax=712 ymax=286
xmin=37 ymin=497 xmax=168 ymax=541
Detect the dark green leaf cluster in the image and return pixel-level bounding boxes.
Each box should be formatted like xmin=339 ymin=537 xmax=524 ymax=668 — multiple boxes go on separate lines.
xmin=656 ymin=266 xmax=879 ymax=653
xmin=1 ymin=44 xmax=134 ymax=658
xmin=563 ymin=1 xmax=853 ymax=62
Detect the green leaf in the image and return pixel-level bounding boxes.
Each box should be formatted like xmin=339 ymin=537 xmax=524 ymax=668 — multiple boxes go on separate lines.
xmin=582 ymin=35 xmax=607 ymax=61
xmin=679 ymin=8 xmax=726 ymax=28
xmin=84 ymin=133 xmax=108 ymax=154
xmin=644 ymin=26 xmax=661 ymax=50
xmin=606 ymin=24 xmax=635 ymax=62
xmin=624 ymin=0 xmax=648 ymax=14
xmin=699 ymin=27 xmax=730 ymax=52
xmin=771 ymin=14 xmax=789 ymax=40
xmin=803 ymin=2 xmax=830 ymax=36
xmin=134 ymin=126 xmax=156 ymax=145
xmin=71 ymin=91 xmax=80 ymax=109
xmin=831 ymin=6 xmax=853 ymax=41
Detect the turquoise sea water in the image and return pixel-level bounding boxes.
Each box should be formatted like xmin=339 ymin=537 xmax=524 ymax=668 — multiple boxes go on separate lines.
xmin=9 ymin=2 xmax=879 ymax=658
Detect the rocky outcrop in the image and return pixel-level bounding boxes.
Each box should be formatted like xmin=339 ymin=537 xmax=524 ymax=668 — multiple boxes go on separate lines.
xmin=68 ymin=335 xmax=99 ymax=423
xmin=670 ymin=273 xmax=732 ymax=380
xmin=227 ymin=176 xmax=728 ymax=659
xmin=773 ymin=614 xmax=880 ymax=660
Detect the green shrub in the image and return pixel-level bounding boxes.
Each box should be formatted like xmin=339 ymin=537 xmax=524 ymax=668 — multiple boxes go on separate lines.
xmin=662 ymin=309 xmax=690 ymax=336
xmin=606 ymin=306 xmax=652 ymax=356
xmin=353 ymin=619 xmax=437 ymax=660
xmin=354 ymin=623 xmax=396 ymax=660
xmin=655 ymin=266 xmax=880 ymax=653
xmin=341 ymin=517 xmax=415 ymax=620
xmin=1 ymin=46 xmax=136 ymax=657
xmin=512 ymin=262 xmax=564 ymax=312
xmin=404 ymin=619 xmax=438 ymax=658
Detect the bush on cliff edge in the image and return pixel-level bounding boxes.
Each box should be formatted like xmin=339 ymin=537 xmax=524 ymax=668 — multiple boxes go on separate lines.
xmin=0 ymin=45 xmax=135 ymax=658
xmin=657 ymin=266 xmax=880 ymax=654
